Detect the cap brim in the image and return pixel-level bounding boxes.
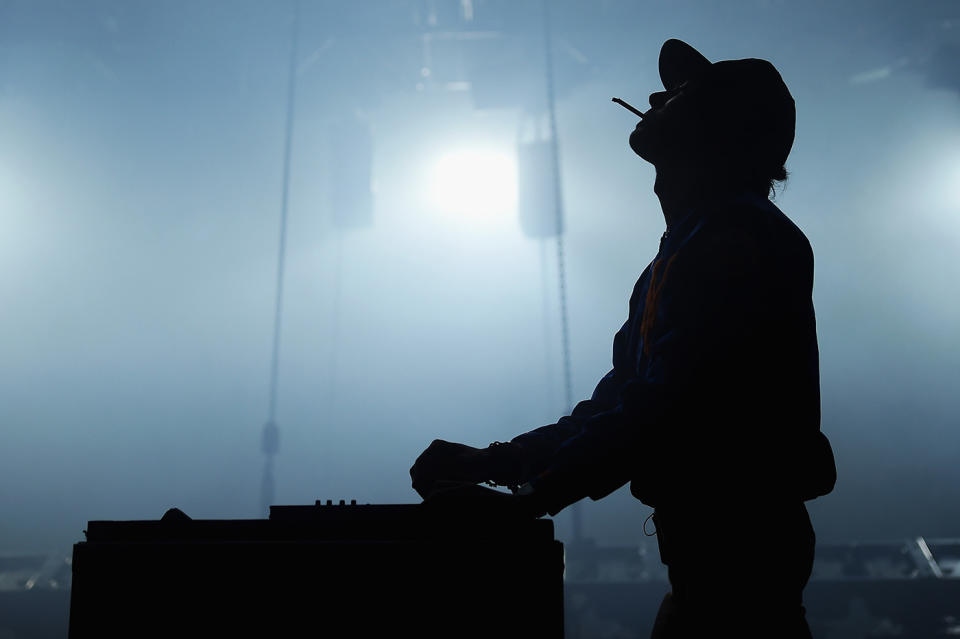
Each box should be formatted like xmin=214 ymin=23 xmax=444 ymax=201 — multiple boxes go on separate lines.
xmin=659 ymin=39 xmax=712 ymax=91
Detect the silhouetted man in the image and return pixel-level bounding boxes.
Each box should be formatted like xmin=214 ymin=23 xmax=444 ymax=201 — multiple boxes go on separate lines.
xmin=411 ymin=39 xmax=836 ymax=637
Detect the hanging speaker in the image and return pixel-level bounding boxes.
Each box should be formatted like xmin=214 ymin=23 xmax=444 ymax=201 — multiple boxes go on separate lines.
xmin=328 ymin=115 xmax=374 ymax=229
xmin=518 ymin=139 xmax=562 ymax=238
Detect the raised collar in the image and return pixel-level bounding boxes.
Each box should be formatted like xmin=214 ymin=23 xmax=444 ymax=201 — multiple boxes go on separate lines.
xmin=660 ymin=190 xmax=771 ymax=252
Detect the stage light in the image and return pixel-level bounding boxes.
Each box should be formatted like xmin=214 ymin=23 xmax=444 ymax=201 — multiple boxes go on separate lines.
xmin=427 ymin=148 xmax=517 ymax=219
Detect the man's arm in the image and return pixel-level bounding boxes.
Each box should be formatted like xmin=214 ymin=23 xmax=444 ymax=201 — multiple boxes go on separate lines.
xmin=410 ymin=365 xmax=628 ymax=499
xmin=412 ymin=217 xmax=834 ymax=511
xmin=509 ymin=367 xmax=627 ymax=481
xmin=410 ymin=269 xmax=650 ymax=499
xmin=507 ymin=266 xmax=659 ymax=485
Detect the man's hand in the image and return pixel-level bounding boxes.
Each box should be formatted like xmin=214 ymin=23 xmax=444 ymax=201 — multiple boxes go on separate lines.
xmin=411 ymin=439 xmax=527 ymax=499
xmin=410 ymin=440 xmax=490 ymax=499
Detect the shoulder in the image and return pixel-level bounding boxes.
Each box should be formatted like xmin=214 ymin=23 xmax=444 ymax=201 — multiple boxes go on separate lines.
xmin=696 ymin=196 xmax=812 ymax=273
xmin=668 ymin=197 xmax=814 ymax=300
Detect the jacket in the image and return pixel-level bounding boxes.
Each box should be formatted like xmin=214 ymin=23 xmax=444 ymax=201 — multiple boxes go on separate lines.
xmin=511 ymin=192 xmax=837 ymax=517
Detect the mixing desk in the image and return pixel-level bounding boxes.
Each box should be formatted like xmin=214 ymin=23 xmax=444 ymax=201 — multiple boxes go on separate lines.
xmin=69 ymin=495 xmax=564 ymax=638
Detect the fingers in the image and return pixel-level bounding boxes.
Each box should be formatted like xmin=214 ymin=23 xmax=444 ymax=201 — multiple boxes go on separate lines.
xmin=410 ymin=440 xmax=485 ymax=501
xmin=410 ymin=440 xmax=485 ymax=488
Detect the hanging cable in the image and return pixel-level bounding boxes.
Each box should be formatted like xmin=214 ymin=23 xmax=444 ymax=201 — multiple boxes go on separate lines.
xmin=542 ymin=0 xmax=581 ymax=543
xmin=261 ymin=0 xmax=301 ymax=518
xmin=542 ymin=0 xmax=573 ymax=416
xmin=539 ymin=238 xmax=556 ymax=415
xmin=328 ymin=230 xmax=342 ymax=413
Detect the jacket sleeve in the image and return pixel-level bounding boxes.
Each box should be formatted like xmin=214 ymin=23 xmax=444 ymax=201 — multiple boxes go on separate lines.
xmin=509 ymin=366 xmax=626 ymax=482
xmin=522 ymin=365 xmax=678 ymax=516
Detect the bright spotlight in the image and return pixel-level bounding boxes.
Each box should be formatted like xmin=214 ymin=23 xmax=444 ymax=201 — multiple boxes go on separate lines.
xmin=427 ymin=149 xmax=517 ymax=219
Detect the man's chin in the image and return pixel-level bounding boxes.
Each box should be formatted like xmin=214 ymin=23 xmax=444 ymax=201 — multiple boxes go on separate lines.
xmin=629 ymin=129 xmax=657 ymax=163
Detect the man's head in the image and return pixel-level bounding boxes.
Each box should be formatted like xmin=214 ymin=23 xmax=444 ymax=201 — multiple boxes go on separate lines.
xmin=629 ymin=39 xmax=795 ymax=197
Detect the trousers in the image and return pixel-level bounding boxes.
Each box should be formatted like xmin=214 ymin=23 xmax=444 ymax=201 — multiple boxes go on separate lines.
xmin=649 ymin=581 xmax=813 ymax=638
xmin=648 ymin=502 xmax=815 ymax=638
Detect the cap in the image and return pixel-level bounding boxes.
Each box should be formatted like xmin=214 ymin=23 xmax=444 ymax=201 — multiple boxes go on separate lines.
xmin=658 ymin=39 xmax=796 ymax=173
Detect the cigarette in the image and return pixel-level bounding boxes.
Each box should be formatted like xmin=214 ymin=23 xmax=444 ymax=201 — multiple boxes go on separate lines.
xmin=612 ymin=97 xmax=645 ymax=119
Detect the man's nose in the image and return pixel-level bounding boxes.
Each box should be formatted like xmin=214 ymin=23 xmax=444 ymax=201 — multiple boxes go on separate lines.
xmin=649 ymin=90 xmax=670 ymax=110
